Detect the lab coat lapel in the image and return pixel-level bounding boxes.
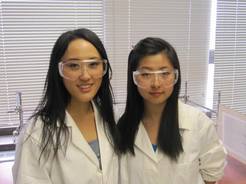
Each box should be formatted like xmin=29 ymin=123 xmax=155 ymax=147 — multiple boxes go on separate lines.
xmin=66 ymin=111 xmax=99 ymax=168
xmin=135 ymin=122 xmax=158 ymax=163
xmin=93 ymin=102 xmax=114 ymax=173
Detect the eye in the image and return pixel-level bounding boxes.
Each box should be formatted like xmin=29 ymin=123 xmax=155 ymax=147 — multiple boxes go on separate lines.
xmin=65 ymin=62 xmax=80 ymax=70
xmin=140 ymin=72 xmax=151 ymax=78
xmin=160 ymin=71 xmax=170 ymax=77
xmin=88 ymin=61 xmax=101 ymax=69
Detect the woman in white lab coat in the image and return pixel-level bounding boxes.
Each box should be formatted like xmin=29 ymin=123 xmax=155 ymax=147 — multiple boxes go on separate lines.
xmin=13 ymin=28 xmax=120 ymax=184
xmin=118 ymin=37 xmax=226 ymax=184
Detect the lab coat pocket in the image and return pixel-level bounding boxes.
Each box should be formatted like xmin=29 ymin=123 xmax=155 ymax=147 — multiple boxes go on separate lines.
xmin=174 ymin=160 xmax=204 ymax=184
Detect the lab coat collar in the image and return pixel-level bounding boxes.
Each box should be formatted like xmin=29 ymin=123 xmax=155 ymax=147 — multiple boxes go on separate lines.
xmin=65 ymin=101 xmax=102 ymax=168
xmin=64 ymin=101 xmax=96 ymax=127
xmin=178 ymin=100 xmax=192 ymax=131
xmin=134 ymin=101 xmax=192 ymax=163
xmin=134 ymin=122 xmax=159 ymax=163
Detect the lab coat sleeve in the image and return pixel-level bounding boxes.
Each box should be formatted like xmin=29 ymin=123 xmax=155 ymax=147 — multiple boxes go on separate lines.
xmin=12 ymin=126 xmax=53 ymax=184
xmin=198 ymin=113 xmax=227 ymax=182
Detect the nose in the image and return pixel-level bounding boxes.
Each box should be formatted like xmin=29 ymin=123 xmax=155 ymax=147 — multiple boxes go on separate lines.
xmin=150 ymin=74 xmax=161 ymax=88
xmin=79 ymin=65 xmax=91 ymax=80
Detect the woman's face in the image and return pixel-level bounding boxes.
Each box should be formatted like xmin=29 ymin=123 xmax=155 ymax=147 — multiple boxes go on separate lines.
xmin=135 ymin=52 xmax=176 ymax=107
xmin=61 ymin=38 xmax=104 ymax=105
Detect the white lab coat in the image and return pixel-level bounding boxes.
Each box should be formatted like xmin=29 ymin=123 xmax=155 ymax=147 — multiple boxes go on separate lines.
xmin=13 ymin=102 xmax=119 ymax=184
xmin=119 ymin=101 xmax=226 ymax=184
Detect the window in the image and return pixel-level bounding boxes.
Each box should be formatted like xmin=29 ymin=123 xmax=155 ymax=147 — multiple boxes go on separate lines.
xmin=105 ymin=0 xmax=212 ymax=112
xmin=214 ymin=0 xmax=246 ymax=115
xmin=0 ymin=0 xmax=215 ymax=127
xmin=0 ymin=0 xmax=104 ymax=127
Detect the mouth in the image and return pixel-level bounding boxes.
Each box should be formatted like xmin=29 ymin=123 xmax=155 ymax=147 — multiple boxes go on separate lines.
xmin=77 ymin=83 xmax=93 ymax=92
xmin=149 ymin=91 xmax=164 ymax=97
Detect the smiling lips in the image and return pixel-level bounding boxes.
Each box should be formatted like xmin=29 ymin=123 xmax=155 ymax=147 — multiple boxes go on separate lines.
xmin=77 ymin=83 xmax=93 ymax=92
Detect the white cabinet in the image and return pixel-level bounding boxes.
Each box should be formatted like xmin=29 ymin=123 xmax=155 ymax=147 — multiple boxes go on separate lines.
xmin=218 ymin=105 xmax=246 ymax=164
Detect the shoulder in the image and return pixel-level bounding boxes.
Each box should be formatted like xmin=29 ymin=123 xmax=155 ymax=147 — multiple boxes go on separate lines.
xmin=178 ymin=100 xmax=202 ymax=116
xmin=178 ymin=100 xmax=215 ymax=131
xmin=19 ymin=117 xmax=44 ymax=145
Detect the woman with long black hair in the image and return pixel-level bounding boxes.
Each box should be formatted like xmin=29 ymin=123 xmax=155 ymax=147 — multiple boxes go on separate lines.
xmin=118 ymin=37 xmax=226 ymax=184
xmin=13 ymin=28 xmax=120 ymax=184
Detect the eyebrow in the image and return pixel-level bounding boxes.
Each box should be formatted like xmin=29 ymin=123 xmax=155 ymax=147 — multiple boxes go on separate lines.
xmin=138 ymin=66 xmax=169 ymax=70
xmin=65 ymin=57 xmax=100 ymax=61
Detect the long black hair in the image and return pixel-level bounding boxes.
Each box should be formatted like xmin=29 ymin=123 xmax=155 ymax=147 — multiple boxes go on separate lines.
xmin=32 ymin=28 xmax=120 ymax=158
xmin=118 ymin=37 xmax=183 ymax=161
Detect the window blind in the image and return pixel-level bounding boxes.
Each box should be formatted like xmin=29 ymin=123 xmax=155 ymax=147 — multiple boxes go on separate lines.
xmin=0 ymin=0 xmax=104 ymax=127
xmin=104 ymin=0 xmax=130 ymax=112
xmin=104 ymin=0 xmax=212 ymax=112
xmin=214 ymin=0 xmax=246 ymax=115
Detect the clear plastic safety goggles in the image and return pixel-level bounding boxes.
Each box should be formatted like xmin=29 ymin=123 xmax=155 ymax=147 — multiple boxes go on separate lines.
xmin=133 ymin=69 xmax=178 ymax=89
xmin=58 ymin=59 xmax=107 ymax=81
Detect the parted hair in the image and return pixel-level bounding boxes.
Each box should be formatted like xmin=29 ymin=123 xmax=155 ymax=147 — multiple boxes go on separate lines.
xmin=118 ymin=37 xmax=183 ymax=161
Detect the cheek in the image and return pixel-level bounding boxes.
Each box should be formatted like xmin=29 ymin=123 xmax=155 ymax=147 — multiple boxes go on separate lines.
xmin=63 ymin=79 xmax=74 ymax=94
xmin=94 ymin=78 xmax=103 ymax=91
xmin=137 ymin=88 xmax=148 ymax=99
xmin=165 ymin=86 xmax=174 ymax=95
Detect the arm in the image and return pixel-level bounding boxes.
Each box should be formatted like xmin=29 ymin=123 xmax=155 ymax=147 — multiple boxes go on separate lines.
xmin=12 ymin=125 xmax=53 ymax=184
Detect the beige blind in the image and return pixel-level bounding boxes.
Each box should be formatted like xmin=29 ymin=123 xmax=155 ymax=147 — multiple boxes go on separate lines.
xmin=214 ymin=0 xmax=246 ymax=115
xmin=0 ymin=0 xmax=104 ymax=127
xmin=104 ymin=0 xmax=212 ymax=112
xmin=104 ymin=0 xmax=130 ymax=112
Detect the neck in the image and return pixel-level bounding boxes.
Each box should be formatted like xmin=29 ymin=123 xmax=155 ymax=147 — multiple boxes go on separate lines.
xmin=143 ymin=102 xmax=166 ymax=124
xmin=67 ymin=99 xmax=93 ymax=118
xmin=142 ymin=102 xmax=166 ymax=145
xmin=67 ymin=100 xmax=98 ymax=142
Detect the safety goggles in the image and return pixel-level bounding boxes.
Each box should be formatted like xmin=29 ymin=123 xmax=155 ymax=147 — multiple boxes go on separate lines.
xmin=58 ymin=59 xmax=107 ymax=81
xmin=133 ymin=69 xmax=178 ymax=89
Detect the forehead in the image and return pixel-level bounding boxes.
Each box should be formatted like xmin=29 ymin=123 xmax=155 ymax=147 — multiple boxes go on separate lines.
xmin=138 ymin=52 xmax=173 ymax=70
xmin=62 ymin=39 xmax=101 ymax=61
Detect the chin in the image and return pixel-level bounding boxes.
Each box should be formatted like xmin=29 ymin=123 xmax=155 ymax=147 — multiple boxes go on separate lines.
xmin=76 ymin=92 xmax=96 ymax=102
xmin=152 ymin=101 xmax=166 ymax=105
xmin=145 ymin=98 xmax=164 ymax=105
